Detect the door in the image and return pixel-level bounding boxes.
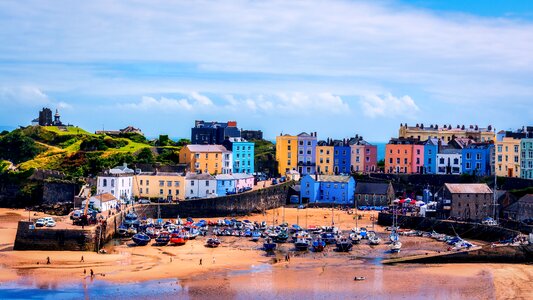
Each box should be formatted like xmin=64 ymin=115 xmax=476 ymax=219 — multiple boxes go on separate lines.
xmin=508 ymin=168 xmax=513 ymax=177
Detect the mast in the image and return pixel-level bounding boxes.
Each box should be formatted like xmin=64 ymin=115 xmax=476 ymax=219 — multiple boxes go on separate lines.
xmin=493 ymin=127 xmax=498 ymax=224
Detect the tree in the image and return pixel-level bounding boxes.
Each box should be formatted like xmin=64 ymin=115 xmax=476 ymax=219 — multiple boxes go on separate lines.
xmin=136 ymin=148 xmax=155 ymax=163
xmin=0 ymin=131 xmax=40 ymax=164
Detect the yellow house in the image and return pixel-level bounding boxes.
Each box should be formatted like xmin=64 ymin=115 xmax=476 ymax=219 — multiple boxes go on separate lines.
xmin=316 ymin=144 xmax=334 ymax=175
xmin=276 ymin=134 xmax=298 ymax=176
xmin=495 ymin=133 xmax=521 ymax=178
xmin=133 ymin=172 xmax=185 ymax=201
xmin=179 ymin=145 xmax=231 ymax=175
xmin=399 ymin=123 xmax=494 ymax=143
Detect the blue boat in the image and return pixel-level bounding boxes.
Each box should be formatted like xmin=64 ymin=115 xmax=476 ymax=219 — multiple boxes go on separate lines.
xmin=155 ymin=231 xmax=171 ymax=245
xmin=312 ymin=239 xmax=326 ymax=252
xmin=251 ymin=231 xmax=261 ymax=242
xmin=132 ymin=232 xmax=151 ymax=246
xmin=118 ymin=223 xmax=129 ymax=237
xmin=321 ymin=232 xmax=337 ymax=244
xmin=124 ymin=212 xmax=140 ymax=227
xmin=263 ymin=237 xmax=277 ymax=251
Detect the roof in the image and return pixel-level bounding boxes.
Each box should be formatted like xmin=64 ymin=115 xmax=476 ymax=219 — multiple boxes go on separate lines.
xmin=232 ymin=173 xmax=254 ymax=180
xmin=517 ymin=194 xmax=533 ymax=204
xmin=310 ymin=175 xmax=352 ymax=183
xmin=227 ymin=137 xmax=249 ymax=143
xmin=444 ymin=183 xmax=492 ymax=194
xmin=297 ymin=132 xmax=313 ymax=137
xmin=215 ymin=174 xmax=234 ymax=180
xmin=439 ymin=148 xmax=462 ymax=155
xmin=355 ymin=182 xmax=390 ymax=195
xmin=153 ymin=172 xmax=183 ymax=177
xmin=186 ymin=144 xmax=227 ymax=153
xmin=89 ymin=193 xmax=117 ymax=203
xmin=186 ymin=173 xmax=215 ymax=180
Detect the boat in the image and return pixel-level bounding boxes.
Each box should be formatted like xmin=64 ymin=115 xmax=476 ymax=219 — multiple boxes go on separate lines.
xmin=126 ymin=226 xmax=137 ymax=236
xmin=390 ymin=241 xmax=402 ymax=252
xmin=146 ymin=227 xmax=158 ymax=238
xmin=360 ymin=227 xmax=368 ymax=239
xmin=320 ymin=232 xmax=337 ymax=244
xmin=369 ymin=236 xmax=381 ymax=245
xmin=349 ymin=232 xmax=361 ymax=244
xmin=251 ymin=231 xmax=262 ymax=242
xmin=155 ymin=231 xmax=171 ymax=245
xmin=124 ymin=212 xmax=140 ymax=227
xmin=294 ymin=237 xmax=311 ymax=251
xmin=336 ymin=237 xmax=353 ymax=252
xmin=170 ymin=231 xmax=187 ymax=245
xmin=206 ymin=237 xmax=221 ymax=248
xmin=118 ymin=223 xmax=129 ymax=237
xmin=312 ymin=238 xmax=326 ymax=252
xmin=274 ymin=230 xmax=289 ymax=243
xmin=132 ymin=232 xmax=151 ymax=246
xmin=354 ymin=276 xmax=366 ymax=281
xmin=263 ymin=237 xmax=277 ymax=251
xmin=188 ymin=228 xmax=200 ymax=240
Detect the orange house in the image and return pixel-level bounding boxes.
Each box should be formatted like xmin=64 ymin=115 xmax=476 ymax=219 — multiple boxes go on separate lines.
xmin=385 ymin=138 xmax=424 ymax=174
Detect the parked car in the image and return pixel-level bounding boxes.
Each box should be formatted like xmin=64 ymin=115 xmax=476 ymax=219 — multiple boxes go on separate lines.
xmin=139 ymin=199 xmax=151 ymax=204
xmin=35 ymin=218 xmax=46 ymax=227
xmin=43 ymin=217 xmax=56 ymax=227
xmin=71 ymin=210 xmax=83 ymax=220
xmin=271 ymin=179 xmax=278 ymax=185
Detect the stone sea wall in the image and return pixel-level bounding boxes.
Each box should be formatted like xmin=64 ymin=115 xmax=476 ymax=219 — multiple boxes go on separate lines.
xmin=377 ymin=213 xmax=519 ymax=242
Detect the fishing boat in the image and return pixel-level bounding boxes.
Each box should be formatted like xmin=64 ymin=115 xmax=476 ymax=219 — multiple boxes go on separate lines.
xmin=132 ymin=232 xmax=151 ymax=246
xmin=124 ymin=212 xmax=140 ymax=227
xmin=263 ymin=237 xmax=277 ymax=251
xmin=251 ymin=231 xmax=262 ymax=242
xmin=359 ymin=227 xmax=368 ymax=239
xmin=126 ymin=226 xmax=137 ymax=236
xmin=321 ymin=232 xmax=337 ymax=244
xmin=170 ymin=231 xmax=187 ymax=245
xmin=335 ymin=237 xmax=353 ymax=252
xmin=390 ymin=241 xmax=402 ymax=252
xmin=118 ymin=223 xmax=129 ymax=237
xmin=146 ymin=226 xmax=158 ymax=238
xmin=312 ymin=238 xmax=326 ymax=252
xmin=274 ymin=230 xmax=289 ymax=243
xmin=349 ymin=232 xmax=361 ymax=244
xmin=155 ymin=231 xmax=171 ymax=246
xmin=188 ymin=228 xmax=200 ymax=240
xmin=369 ymin=235 xmax=381 ymax=245
xmin=206 ymin=237 xmax=221 ymax=248
xmin=294 ymin=237 xmax=311 ymax=251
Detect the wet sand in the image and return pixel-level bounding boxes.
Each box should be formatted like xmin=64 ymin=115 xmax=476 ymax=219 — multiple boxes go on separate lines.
xmin=0 ymin=207 xmax=532 ymax=299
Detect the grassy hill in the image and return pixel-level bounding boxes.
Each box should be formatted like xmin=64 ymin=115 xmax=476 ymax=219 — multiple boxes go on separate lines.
xmin=0 ymin=125 xmax=183 ymax=178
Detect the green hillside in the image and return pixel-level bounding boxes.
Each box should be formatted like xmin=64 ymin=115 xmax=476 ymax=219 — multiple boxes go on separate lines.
xmin=0 ymin=125 xmax=182 ymax=178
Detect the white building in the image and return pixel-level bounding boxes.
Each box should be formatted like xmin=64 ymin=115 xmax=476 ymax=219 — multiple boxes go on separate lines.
xmin=82 ymin=193 xmax=118 ymax=212
xmin=222 ymin=150 xmax=233 ymax=174
xmin=96 ymin=163 xmax=134 ymax=201
xmin=436 ymin=149 xmax=462 ymax=175
xmin=185 ymin=173 xmax=217 ymax=199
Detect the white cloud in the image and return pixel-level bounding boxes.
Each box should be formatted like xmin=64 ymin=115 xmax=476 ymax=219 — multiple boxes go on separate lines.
xmin=359 ymin=93 xmax=419 ymax=118
xmin=190 ymin=92 xmax=213 ymax=106
xmin=120 ymin=96 xmax=194 ymax=111
xmin=0 ymin=86 xmax=50 ymax=106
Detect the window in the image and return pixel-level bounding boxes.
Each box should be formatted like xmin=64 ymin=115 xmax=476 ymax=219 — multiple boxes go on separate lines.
xmin=146 ymin=188 xmax=149 ymax=193
xmin=366 ymin=157 xmax=370 ymax=162
xmin=307 ymin=141 xmax=311 ymax=146
xmin=206 ymin=181 xmax=209 ymax=186
xmin=191 ymin=181 xmax=195 ymax=186
xmin=476 ymin=162 xmax=481 ymax=169
xmin=103 ymin=179 xmax=107 ymax=187
xmin=416 ymin=158 xmax=420 ymax=164
xmin=476 ymin=153 xmax=481 ymax=160
xmin=389 ymin=158 xmax=393 ymax=163
xmin=111 ymin=179 xmax=115 ymax=187
xmin=396 ymin=158 xmax=400 ymax=164
xmin=466 ymin=153 xmax=471 ymax=159
xmin=497 ymin=145 xmax=502 ymax=152
xmin=439 ymin=158 xmax=444 ymax=164
xmin=299 ymin=141 xmax=303 ymax=145
xmin=320 ymin=149 xmax=323 ymax=154
xmin=140 ymin=188 xmax=143 ymax=194
xmin=404 ymin=158 xmax=408 ymax=164
xmin=498 ymin=155 xmax=502 ymax=162
xmin=416 ymin=149 xmax=420 ymax=155
xmin=159 ymin=189 xmax=163 ymax=195
xmin=176 ymin=190 xmax=180 ymax=195
xmin=514 ymin=156 xmax=519 ymax=163
xmin=428 ymin=158 xmax=432 ymax=164
xmin=174 ymin=181 xmax=180 ymax=187
xmin=466 ymin=162 xmax=471 ymax=169
xmin=343 ymin=150 xmax=346 ymax=155
xmin=195 ymin=153 xmax=200 ymax=159
xmin=307 ymin=150 xmax=311 ymax=155
xmin=334 ymin=184 xmax=338 ymax=188
xmin=453 ymin=158 xmax=459 ymax=165
xmin=140 ymin=180 xmax=143 ymax=185
xmin=159 ymin=181 xmax=164 ymax=187
xmin=167 ymin=181 xmax=172 ymax=187
xmin=428 ymin=149 xmax=432 ymax=155
xmin=168 ymin=189 xmax=171 ymax=195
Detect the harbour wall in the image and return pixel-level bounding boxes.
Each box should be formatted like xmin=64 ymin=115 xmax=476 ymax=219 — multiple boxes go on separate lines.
xmin=377 ymin=213 xmax=519 ymax=242
xmin=140 ymin=181 xmax=292 ymax=218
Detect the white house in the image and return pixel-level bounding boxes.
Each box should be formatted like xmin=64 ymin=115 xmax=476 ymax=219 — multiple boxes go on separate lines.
xmin=436 ymin=149 xmax=462 ymax=175
xmin=185 ymin=173 xmax=217 ymax=199
xmin=222 ymin=150 xmax=233 ymax=174
xmin=81 ymin=193 xmax=118 ymax=212
xmin=233 ymin=173 xmax=254 ymax=192
xmin=96 ymin=163 xmax=134 ymax=201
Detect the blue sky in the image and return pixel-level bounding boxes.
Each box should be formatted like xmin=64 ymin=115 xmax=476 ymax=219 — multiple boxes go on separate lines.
xmin=0 ymin=0 xmax=532 ymax=142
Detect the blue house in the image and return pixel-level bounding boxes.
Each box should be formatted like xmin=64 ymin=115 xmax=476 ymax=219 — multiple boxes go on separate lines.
xmin=222 ymin=137 xmax=255 ymax=173
xmin=423 ymin=138 xmax=440 ymax=174
xmin=300 ymin=174 xmax=356 ymax=205
xmin=215 ymin=174 xmax=236 ymax=196
xmin=462 ymin=143 xmax=493 ymax=176
xmin=333 ymin=140 xmax=351 ymax=174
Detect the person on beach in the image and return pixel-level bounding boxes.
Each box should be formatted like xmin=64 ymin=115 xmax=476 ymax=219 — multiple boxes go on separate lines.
xmin=212 ymin=257 xmax=215 ymax=264
xmin=199 ymin=258 xmax=202 ymax=265
xmin=46 ymin=257 xmax=50 ymax=264
xmin=90 ymin=269 xmax=94 ymax=278
xmin=83 ymin=269 xmax=86 ymax=275
xmin=80 ymin=256 xmax=84 ymax=262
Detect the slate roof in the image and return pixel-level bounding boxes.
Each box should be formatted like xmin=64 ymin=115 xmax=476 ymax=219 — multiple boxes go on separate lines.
xmin=186 ymin=173 xmax=216 ymax=180
xmin=355 ymin=182 xmax=390 ymax=195
xmin=444 ymin=183 xmax=492 ymax=194
xmin=314 ymin=175 xmax=352 ymax=183
xmin=186 ymin=145 xmax=228 ymax=152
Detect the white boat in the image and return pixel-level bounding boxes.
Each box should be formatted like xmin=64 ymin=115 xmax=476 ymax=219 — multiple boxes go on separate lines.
xmin=369 ymin=236 xmax=381 ymax=245
xmin=390 ymin=241 xmax=402 ymax=252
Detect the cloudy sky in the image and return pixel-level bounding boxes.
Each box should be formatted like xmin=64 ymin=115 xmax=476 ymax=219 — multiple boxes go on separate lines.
xmin=1 ymin=0 xmax=532 ymax=141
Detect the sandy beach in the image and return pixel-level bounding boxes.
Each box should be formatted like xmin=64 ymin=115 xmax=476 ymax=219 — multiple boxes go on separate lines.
xmin=0 ymin=207 xmax=531 ymax=299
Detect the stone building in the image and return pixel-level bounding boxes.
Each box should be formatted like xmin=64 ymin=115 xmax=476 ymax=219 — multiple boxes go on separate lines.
xmin=442 ymin=183 xmax=493 ymax=221
xmin=503 ymin=194 xmax=533 ymax=222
